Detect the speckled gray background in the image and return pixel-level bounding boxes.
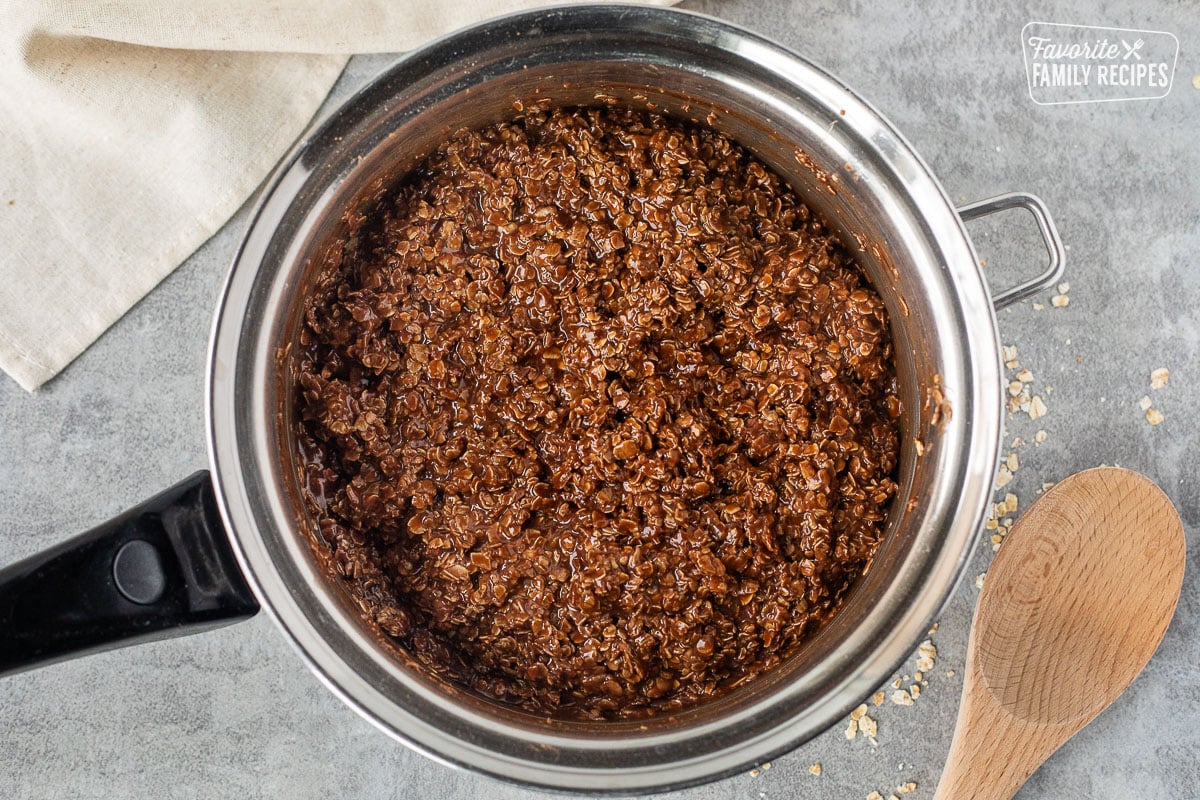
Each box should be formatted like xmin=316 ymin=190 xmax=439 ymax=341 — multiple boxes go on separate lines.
xmin=2 ymin=1 xmax=1197 ymax=798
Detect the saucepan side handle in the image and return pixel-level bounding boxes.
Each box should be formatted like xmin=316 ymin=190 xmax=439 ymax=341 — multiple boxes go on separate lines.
xmin=957 ymin=192 xmax=1066 ymax=309
xmin=0 ymin=471 xmax=259 ymax=677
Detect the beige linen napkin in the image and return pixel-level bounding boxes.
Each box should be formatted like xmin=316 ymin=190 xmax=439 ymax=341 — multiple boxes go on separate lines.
xmin=0 ymin=1 xmax=671 ymax=391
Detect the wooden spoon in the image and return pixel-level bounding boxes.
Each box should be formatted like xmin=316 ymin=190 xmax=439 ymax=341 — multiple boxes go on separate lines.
xmin=933 ymin=467 xmax=1185 ymax=800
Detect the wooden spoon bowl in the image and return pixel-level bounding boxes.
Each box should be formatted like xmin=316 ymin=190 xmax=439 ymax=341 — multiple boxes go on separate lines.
xmin=933 ymin=467 xmax=1186 ymax=800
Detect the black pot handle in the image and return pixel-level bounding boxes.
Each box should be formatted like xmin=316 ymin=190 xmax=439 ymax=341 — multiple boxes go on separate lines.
xmin=0 ymin=471 xmax=259 ymax=677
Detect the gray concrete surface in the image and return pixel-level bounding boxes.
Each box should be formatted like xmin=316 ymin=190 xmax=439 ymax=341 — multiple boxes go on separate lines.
xmin=2 ymin=1 xmax=1197 ymax=798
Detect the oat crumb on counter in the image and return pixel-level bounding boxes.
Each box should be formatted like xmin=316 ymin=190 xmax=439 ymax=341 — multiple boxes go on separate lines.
xmin=859 ymin=714 xmax=878 ymax=742
xmin=1146 ymin=408 xmax=1165 ymax=426
xmin=809 ymin=763 xmax=822 ymax=776
xmin=915 ymin=640 xmax=936 ymax=673
xmin=995 ymin=466 xmax=1013 ymax=489
xmin=1151 ymin=367 xmax=1170 ymax=389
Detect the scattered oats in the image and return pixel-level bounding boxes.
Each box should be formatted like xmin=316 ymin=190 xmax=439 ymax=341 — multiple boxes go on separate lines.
xmin=1139 ymin=395 xmax=1153 ymax=411
xmin=992 ymin=540 xmax=1001 ymax=552
xmin=859 ymin=714 xmax=878 ymax=741
xmin=868 ymin=792 xmax=885 ymax=800
xmin=1151 ymin=368 xmax=1170 ymax=389
xmin=1001 ymin=345 xmax=1018 ymax=366
xmin=1057 ymin=281 xmax=1070 ymax=294
xmin=1008 ymin=380 xmax=1023 ymax=396
xmin=897 ymin=782 xmax=918 ymax=795
xmin=892 ymin=677 xmax=903 ymax=689
xmin=947 ymin=670 xmax=956 ymax=677
xmin=1011 ymin=436 xmax=1024 ymax=447
xmin=995 ymin=466 xmax=1013 ymax=488
xmin=1007 ymin=452 xmax=1020 ymax=471
xmin=888 ymin=795 xmax=900 ymax=800
xmin=1032 ymin=302 xmax=1045 ymax=310
xmin=914 ymin=671 xmax=923 ymax=681
xmin=850 ymin=703 xmax=868 ymax=721
xmin=1051 ymin=293 xmax=1069 ymax=307
xmin=1016 ymin=368 xmax=1033 ymax=383
xmin=1194 ymin=74 xmax=1200 ymax=90
xmin=873 ymin=690 xmax=886 ymax=706
xmin=909 ymin=683 xmax=921 ymax=699
xmin=1034 ymin=429 xmax=1048 ymax=444
xmin=749 ymin=768 xmax=761 ymax=777
xmin=1029 ymin=395 xmax=1048 ymax=420
xmin=1146 ymin=407 xmax=1164 ymax=426
xmin=993 ymin=501 xmax=1006 ymax=518
xmin=990 ymin=533 xmax=1003 ymax=544
xmin=916 ymin=640 xmax=937 ymax=672
xmin=845 ymin=718 xmax=859 ymax=739
xmin=928 ymin=622 xmax=939 ymax=634
xmin=809 ymin=763 xmax=822 ymax=776
xmin=913 ymin=437 xmax=925 ymax=456
xmin=985 ymin=517 xmax=998 ymax=530
xmin=891 ymin=689 xmax=914 ymax=706
xmin=762 ymin=762 xmax=772 ymax=771
xmin=1005 ymin=492 xmax=1018 ymax=513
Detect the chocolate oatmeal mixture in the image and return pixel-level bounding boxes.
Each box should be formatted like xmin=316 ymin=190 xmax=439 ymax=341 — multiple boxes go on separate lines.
xmin=294 ymin=106 xmax=901 ymax=719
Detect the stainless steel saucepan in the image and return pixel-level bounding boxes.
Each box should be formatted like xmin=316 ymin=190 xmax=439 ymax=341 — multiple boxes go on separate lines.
xmin=0 ymin=5 xmax=1063 ymax=793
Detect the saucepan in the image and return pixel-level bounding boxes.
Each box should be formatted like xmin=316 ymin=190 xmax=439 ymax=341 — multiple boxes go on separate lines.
xmin=0 ymin=5 xmax=1063 ymax=793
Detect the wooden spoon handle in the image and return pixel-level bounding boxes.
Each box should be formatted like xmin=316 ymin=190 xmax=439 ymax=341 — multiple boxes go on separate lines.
xmin=933 ymin=659 xmax=1073 ymax=800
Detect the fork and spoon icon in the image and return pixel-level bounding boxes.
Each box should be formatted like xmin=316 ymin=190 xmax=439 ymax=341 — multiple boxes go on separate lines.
xmin=1121 ymin=38 xmax=1145 ymax=59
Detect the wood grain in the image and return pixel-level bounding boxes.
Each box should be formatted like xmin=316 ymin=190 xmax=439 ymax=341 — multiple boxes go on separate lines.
xmin=933 ymin=467 xmax=1185 ymax=800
